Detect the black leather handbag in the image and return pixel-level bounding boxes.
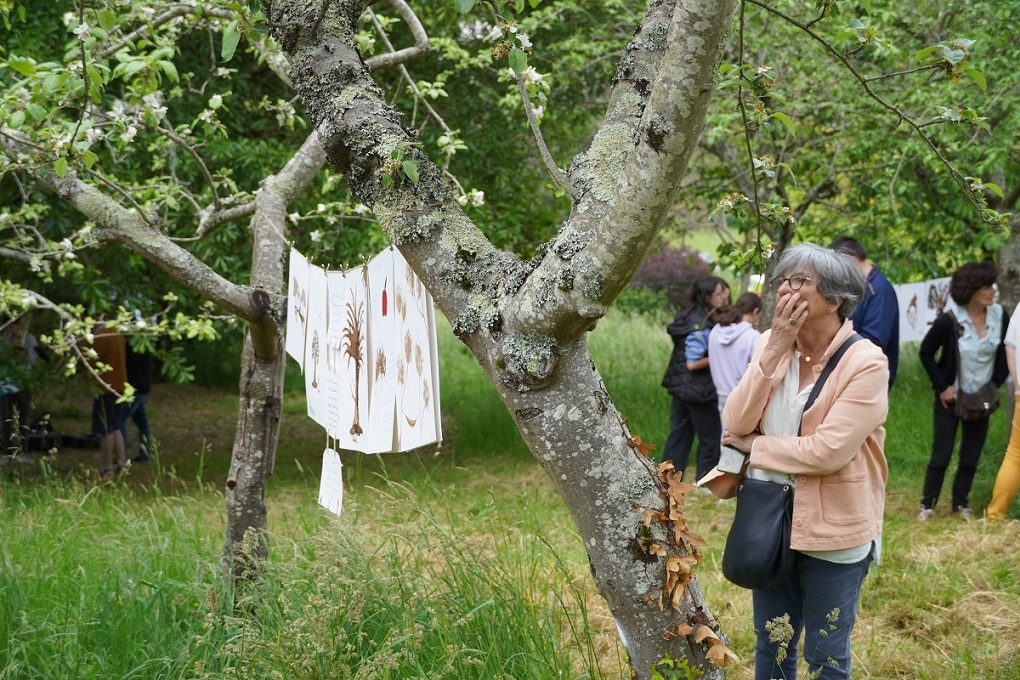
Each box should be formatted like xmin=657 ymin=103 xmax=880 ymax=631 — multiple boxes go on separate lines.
xmin=721 ymin=477 xmax=794 ymax=589
xmin=721 ymin=334 xmax=862 ymax=590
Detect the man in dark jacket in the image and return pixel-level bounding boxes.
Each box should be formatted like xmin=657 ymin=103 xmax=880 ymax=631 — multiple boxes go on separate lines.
xmin=830 ymin=237 xmax=899 ymax=387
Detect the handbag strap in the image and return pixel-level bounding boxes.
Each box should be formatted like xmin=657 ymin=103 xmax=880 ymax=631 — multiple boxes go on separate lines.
xmin=797 ymin=332 xmax=863 ymax=436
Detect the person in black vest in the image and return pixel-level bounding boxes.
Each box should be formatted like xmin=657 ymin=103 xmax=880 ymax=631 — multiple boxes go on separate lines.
xmin=661 ymin=276 xmax=729 ymax=481
xmin=918 ymin=262 xmax=1006 ymax=520
xmin=118 ymin=341 xmax=155 ymax=463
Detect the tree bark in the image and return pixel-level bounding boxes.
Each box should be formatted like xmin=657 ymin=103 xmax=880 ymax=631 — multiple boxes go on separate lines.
xmin=221 ymin=133 xmax=323 ymax=582
xmin=269 ymin=0 xmax=737 ymax=675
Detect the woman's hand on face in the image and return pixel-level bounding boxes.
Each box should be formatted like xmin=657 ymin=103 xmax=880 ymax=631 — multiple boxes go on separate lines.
xmin=769 ymin=291 xmax=809 ymax=347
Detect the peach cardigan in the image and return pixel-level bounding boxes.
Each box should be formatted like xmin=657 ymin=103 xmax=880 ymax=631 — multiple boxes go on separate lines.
xmin=722 ymin=320 xmax=889 ymax=552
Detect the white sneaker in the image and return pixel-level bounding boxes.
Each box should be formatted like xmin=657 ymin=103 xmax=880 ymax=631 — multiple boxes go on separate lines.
xmin=951 ymin=506 xmax=972 ymax=520
xmin=917 ymin=505 xmax=934 ymax=522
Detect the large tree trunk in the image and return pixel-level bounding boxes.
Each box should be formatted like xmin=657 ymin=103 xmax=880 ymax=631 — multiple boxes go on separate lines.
xmin=478 ymin=336 xmax=725 ymax=676
xmin=268 ymin=0 xmax=737 ymax=675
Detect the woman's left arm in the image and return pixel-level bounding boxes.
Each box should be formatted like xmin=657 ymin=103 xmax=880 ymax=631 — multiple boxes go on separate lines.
xmin=747 ymin=349 xmax=889 ymax=476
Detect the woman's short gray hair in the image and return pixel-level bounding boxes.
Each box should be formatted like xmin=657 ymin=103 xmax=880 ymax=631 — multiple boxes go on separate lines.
xmin=774 ymin=243 xmax=866 ymax=321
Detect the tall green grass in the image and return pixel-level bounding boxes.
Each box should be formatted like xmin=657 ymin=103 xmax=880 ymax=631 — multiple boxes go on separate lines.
xmin=5 ymin=310 xmax=1020 ymax=679
xmin=0 ymin=474 xmax=619 ymax=679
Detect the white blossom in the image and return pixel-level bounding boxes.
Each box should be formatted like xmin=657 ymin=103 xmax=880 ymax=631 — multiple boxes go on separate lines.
xmin=198 ymin=109 xmax=216 ymax=124
xmin=73 ymin=22 xmax=91 ymax=39
xmin=109 ymin=100 xmax=128 ymax=123
xmin=214 ymin=67 xmax=231 ymax=78
xmin=309 ymin=230 xmax=322 ymax=242
xmin=316 ymin=203 xmax=326 ymax=212
xmin=208 ymin=94 xmax=223 ymax=109
xmin=519 ymin=67 xmax=544 ymax=85
xmin=119 ymin=125 xmax=138 ymax=143
xmin=458 ymin=20 xmax=493 ymax=42
xmin=288 ymin=212 xmax=300 ymax=224
xmin=456 ymin=194 xmax=469 ymax=207
xmin=532 ymin=105 xmax=544 ymax=122
xmin=352 ymin=203 xmax=369 ymax=215
xmin=517 ymin=33 xmax=532 ymax=50
xmin=469 ymin=190 xmax=485 ymax=207
xmin=62 ymin=12 xmax=75 ymax=26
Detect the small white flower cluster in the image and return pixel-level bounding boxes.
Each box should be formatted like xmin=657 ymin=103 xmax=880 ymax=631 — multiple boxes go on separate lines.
xmin=456 ymin=189 xmax=485 ymax=207
xmin=143 ymin=92 xmax=167 ymax=123
xmin=458 ymin=20 xmax=499 ymax=43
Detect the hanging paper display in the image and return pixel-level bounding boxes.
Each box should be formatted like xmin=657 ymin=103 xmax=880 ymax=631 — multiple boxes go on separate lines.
xmin=363 ymin=250 xmax=398 ymax=454
xmin=317 ymin=448 xmax=344 ymax=517
xmin=304 ymin=264 xmax=329 ymax=427
xmin=289 ymin=247 xmax=441 ymax=460
xmin=391 ymin=249 xmax=440 ymax=451
xmin=285 ymin=249 xmax=310 ymax=369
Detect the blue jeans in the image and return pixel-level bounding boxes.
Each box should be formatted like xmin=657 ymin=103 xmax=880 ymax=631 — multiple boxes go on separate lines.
xmin=661 ymin=396 xmax=721 ymax=481
xmin=752 ymin=548 xmax=873 ymax=680
xmin=117 ymin=392 xmax=152 ymax=457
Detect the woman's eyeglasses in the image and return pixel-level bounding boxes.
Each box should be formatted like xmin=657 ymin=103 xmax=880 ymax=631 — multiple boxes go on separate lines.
xmin=771 ymin=275 xmax=813 ymax=291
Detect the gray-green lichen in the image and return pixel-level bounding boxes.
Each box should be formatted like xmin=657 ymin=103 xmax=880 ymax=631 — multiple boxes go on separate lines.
xmin=551 ymin=228 xmax=593 ymax=260
xmin=581 ymin=271 xmax=605 ymax=302
xmin=500 ymin=332 xmax=557 ymax=391
xmin=583 ymin=120 xmax=637 ymax=203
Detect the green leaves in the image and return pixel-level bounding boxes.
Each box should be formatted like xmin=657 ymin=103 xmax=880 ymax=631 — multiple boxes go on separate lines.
xmin=401 ymin=159 xmax=420 ymax=185
xmin=454 ymin=0 xmax=476 ymax=12
xmin=3 ymin=54 xmax=36 ymax=76
xmin=54 ymin=157 xmax=68 ymax=179
xmin=508 ymin=48 xmax=528 ymax=76
xmin=222 ymin=21 xmax=241 ymax=62
xmin=916 ymin=38 xmax=977 ymax=66
xmin=768 ymin=112 xmax=796 ymax=137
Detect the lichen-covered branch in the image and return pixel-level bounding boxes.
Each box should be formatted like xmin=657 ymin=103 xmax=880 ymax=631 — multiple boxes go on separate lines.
xmin=510 ymin=0 xmax=738 ymax=342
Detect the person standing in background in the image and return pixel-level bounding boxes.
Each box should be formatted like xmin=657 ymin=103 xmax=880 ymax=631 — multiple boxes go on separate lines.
xmin=661 ymin=276 xmax=730 ymax=481
xmin=987 ymin=302 xmax=1020 ymax=520
xmin=119 ymin=341 xmax=155 ymax=463
xmin=829 ymin=237 xmax=899 ymax=388
xmin=83 ymin=323 xmax=128 ymax=480
xmin=918 ymin=262 xmax=1006 ymax=520
xmin=707 ymin=292 xmax=762 ymax=417
xmin=1 ymin=313 xmax=38 ymax=455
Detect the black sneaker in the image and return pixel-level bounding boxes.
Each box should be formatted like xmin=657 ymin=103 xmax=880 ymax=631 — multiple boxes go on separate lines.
xmin=132 ymin=453 xmax=153 ymax=463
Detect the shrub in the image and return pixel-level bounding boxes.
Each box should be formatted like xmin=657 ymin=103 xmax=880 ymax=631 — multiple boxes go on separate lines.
xmin=614 ymin=286 xmax=670 ymax=319
xmin=630 ymin=244 xmax=711 ymax=314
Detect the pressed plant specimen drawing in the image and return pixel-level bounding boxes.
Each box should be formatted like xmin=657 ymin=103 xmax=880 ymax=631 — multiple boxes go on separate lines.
xmin=342 ymin=288 xmax=366 ymax=437
xmin=310 ymin=330 xmax=320 ymax=389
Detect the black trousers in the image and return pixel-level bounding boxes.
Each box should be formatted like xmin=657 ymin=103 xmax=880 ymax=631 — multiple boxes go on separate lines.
xmin=662 ymin=396 xmax=721 ymax=481
xmin=920 ymin=398 xmax=990 ymax=510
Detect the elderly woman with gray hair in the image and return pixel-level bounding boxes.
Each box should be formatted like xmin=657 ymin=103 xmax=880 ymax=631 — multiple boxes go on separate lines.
xmin=703 ymin=243 xmax=889 ymax=679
